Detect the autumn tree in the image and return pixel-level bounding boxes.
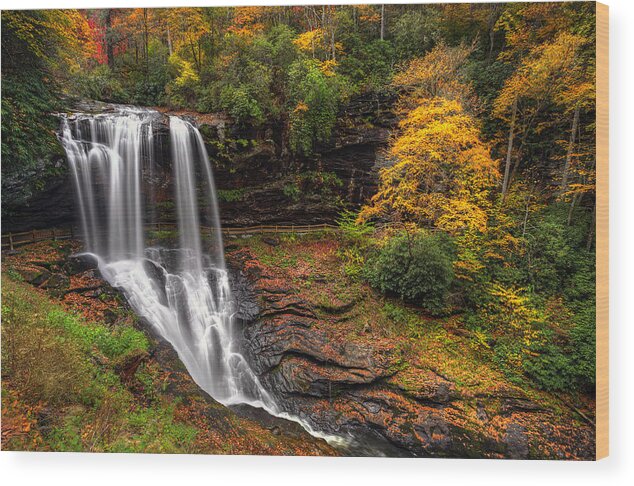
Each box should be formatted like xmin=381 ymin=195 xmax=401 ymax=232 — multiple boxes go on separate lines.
xmin=494 ymin=32 xmax=592 ymax=198
xmin=361 ymin=43 xmax=497 ymax=232
xmin=492 ymin=1 xmax=596 ymax=200
xmin=392 ymin=41 xmax=478 ymax=112
xmin=361 ymin=97 xmax=498 ymax=231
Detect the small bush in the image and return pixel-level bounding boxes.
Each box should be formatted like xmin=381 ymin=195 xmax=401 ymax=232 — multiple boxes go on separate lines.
xmin=339 ymin=246 xmax=365 ymax=281
xmin=337 ymin=209 xmax=374 ymax=245
xmin=525 ymin=303 xmax=596 ymax=392
xmin=74 ymin=65 xmax=128 ymax=103
xmin=283 ymin=182 xmax=301 ymax=202
xmin=365 ymin=231 xmax=455 ymax=315
xmin=219 ymin=84 xmax=265 ymax=126
xmin=217 ymin=188 xmax=246 ymax=203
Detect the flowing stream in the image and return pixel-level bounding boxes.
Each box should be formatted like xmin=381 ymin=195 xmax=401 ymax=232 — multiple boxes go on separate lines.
xmin=59 ymin=107 xmax=350 ymax=448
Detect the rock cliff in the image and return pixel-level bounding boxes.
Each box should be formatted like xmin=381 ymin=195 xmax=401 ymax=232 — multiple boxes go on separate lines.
xmin=2 ymin=94 xmax=395 ymax=232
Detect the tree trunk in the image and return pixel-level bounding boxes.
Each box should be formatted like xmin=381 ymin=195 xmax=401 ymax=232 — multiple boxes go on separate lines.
xmin=189 ymin=38 xmax=200 ymax=72
xmin=560 ymin=105 xmax=580 ymax=196
xmin=586 ymin=201 xmax=596 ymax=251
xmin=380 ymin=5 xmax=385 ymax=41
xmin=167 ymin=26 xmax=173 ymax=56
xmin=331 ymin=28 xmax=336 ymax=60
xmin=487 ymin=4 xmax=500 ymax=63
xmin=501 ymin=98 xmax=518 ymax=199
xmin=567 ymin=192 xmax=581 ymax=226
xmin=143 ymin=9 xmax=149 ymax=81
xmin=104 ymin=10 xmax=115 ymax=70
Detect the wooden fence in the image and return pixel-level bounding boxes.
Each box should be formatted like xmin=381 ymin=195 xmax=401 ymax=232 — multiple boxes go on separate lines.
xmin=1 ymin=227 xmax=76 ymax=251
xmin=1 ymin=222 xmax=339 ymax=251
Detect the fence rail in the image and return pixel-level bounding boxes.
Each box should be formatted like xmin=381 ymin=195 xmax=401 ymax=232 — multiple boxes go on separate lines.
xmin=1 ymin=222 xmax=339 ymax=250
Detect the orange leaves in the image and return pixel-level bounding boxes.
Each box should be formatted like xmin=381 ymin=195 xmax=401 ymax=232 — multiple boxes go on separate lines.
xmin=1 ymin=386 xmax=44 ymax=450
xmin=393 ymin=42 xmax=478 ymax=112
xmin=228 ymin=6 xmax=268 ymax=37
xmin=293 ymin=101 xmax=309 ymax=114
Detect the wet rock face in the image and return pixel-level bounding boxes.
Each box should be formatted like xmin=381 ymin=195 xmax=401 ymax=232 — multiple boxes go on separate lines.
xmin=3 ymin=94 xmax=393 ymax=232
xmin=228 ymin=248 xmax=596 ymax=459
xmin=2 ymin=156 xmax=75 ymax=232
xmin=207 ymin=92 xmax=395 ymax=227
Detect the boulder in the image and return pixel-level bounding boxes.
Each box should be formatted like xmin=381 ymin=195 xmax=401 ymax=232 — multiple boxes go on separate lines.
xmin=41 ymin=273 xmax=70 ymax=297
xmin=17 ymin=267 xmax=50 ymax=286
xmin=64 ymin=254 xmax=99 ymax=275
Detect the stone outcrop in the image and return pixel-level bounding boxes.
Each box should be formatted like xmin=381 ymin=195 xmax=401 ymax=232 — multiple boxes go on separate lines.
xmin=228 ymin=248 xmax=596 ymax=459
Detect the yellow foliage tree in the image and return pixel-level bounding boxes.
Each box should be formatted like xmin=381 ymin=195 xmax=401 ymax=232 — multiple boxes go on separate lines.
xmin=493 ymin=32 xmax=593 ymax=197
xmin=162 ymin=8 xmax=210 ymax=72
xmin=293 ymin=28 xmax=326 ymax=56
xmin=361 ymin=44 xmax=501 ymax=284
xmin=360 ymin=97 xmax=498 ymax=234
xmin=392 ymin=42 xmax=479 ymax=113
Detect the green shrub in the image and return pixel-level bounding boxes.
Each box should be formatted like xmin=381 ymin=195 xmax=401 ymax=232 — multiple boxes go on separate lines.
xmin=74 ymin=64 xmax=128 ymax=103
xmin=339 ymin=246 xmax=365 ymax=281
xmin=219 ymin=84 xmax=265 ymax=126
xmin=300 ymin=171 xmax=343 ymax=198
xmin=337 ymin=209 xmax=374 ymax=245
xmin=283 ymin=182 xmax=301 ymax=202
xmin=525 ymin=303 xmax=596 ymax=392
xmin=336 ymin=210 xmax=374 ymax=281
xmin=287 ymin=58 xmax=344 ymax=155
xmin=217 ymin=188 xmax=246 ymax=202
xmin=365 ymin=231 xmax=455 ymax=315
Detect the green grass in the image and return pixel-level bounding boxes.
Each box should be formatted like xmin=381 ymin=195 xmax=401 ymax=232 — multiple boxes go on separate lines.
xmin=1 ymin=274 xmax=198 ymax=453
xmin=147 ymin=229 xmax=178 ymax=240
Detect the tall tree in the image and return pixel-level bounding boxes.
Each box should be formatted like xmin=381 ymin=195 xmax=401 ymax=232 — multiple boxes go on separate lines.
xmin=494 ymin=32 xmax=588 ymax=197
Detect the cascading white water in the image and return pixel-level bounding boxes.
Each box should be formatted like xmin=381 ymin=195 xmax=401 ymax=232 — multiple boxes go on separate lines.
xmin=60 ymin=107 xmax=350 ymax=448
xmin=60 ymin=108 xmax=273 ymax=406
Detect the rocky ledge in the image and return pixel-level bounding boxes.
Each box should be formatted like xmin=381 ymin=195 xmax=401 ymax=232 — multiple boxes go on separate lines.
xmin=228 ymin=247 xmax=596 ymax=459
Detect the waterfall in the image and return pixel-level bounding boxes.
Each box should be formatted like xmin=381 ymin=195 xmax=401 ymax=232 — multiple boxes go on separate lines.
xmin=60 ymin=106 xmax=350 ymax=448
xmin=60 ymin=108 xmax=273 ymax=407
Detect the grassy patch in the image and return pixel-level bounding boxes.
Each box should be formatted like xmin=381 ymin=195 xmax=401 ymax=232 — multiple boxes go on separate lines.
xmin=147 ymin=229 xmax=179 ymax=240
xmin=0 ymin=275 xmax=198 ymax=452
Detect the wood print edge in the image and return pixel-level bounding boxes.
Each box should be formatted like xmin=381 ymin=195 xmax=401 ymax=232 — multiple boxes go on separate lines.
xmin=595 ymin=0 xmax=609 ymax=461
